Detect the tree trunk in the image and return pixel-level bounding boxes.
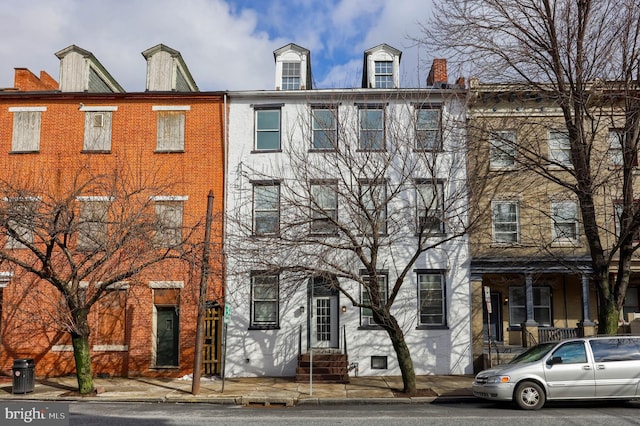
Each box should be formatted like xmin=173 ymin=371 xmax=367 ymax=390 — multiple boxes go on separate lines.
xmin=597 ymin=294 xmax=621 ymax=335
xmin=383 ymin=317 xmax=416 ymax=394
xmin=72 ymin=335 xmax=94 ymax=394
xmin=70 ymin=307 xmax=94 ymax=394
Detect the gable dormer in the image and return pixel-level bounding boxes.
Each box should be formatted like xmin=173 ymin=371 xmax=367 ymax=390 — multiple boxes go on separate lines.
xmin=55 ymin=45 xmax=124 ymax=93
xmin=361 ymin=44 xmax=402 ymax=89
xmin=142 ymin=44 xmax=198 ymax=92
xmin=273 ymin=43 xmax=312 ymax=90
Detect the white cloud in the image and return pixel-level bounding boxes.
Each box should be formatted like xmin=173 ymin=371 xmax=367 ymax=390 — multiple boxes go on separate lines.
xmin=0 ymin=0 xmax=437 ymax=92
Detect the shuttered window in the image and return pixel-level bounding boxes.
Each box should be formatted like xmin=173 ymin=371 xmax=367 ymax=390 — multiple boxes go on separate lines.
xmin=10 ymin=108 xmax=44 ymax=152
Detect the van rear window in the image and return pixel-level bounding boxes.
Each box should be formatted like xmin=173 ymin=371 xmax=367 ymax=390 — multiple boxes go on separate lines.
xmin=589 ymin=338 xmax=640 ymax=362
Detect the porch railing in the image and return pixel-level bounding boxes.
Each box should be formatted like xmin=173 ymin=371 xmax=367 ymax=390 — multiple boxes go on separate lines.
xmin=538 ymin=327 xmax=578 ymax=343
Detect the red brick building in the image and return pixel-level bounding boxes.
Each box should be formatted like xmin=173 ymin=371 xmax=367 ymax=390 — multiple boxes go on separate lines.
xmin=0 ymin=45 xmax=225 ymax=378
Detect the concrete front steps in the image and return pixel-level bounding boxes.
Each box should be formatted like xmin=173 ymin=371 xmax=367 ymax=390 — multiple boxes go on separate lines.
xmin=295 ymin=352 xmax=349 ymax=384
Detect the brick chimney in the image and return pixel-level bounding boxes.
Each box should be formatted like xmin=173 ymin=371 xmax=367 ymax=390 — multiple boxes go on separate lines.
xmin=14 ymin=68 xmax=58 ymax=91
xmin=427 ymin=59 xmax=447 ymax=87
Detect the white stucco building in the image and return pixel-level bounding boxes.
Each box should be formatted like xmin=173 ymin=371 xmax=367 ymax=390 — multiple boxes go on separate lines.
xmin=224 ymin=43 xmax=473 ymax=379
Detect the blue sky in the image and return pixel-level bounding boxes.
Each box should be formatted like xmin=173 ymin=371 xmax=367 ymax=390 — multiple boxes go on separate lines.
xmin=0 ymin=0 xmax=437 ymax=91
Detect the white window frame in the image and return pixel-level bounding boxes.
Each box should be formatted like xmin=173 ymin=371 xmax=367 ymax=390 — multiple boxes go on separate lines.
xmin=77 ymin=196 xmax=112 ymax=250
xmin=374 ymin=61 xmax=393 ymax=88
xmin=5 ymin=197 xmax=39 ymax=249
xmin=281 ymin=62 xmax=301 ymax=90
xmin=81 ymin=105 xmax=117 ymax=152
xmin=152 ymin=196 xmax=186 ymax=247
xmin=551 ymin=201 xmax=579 ymax=243
xmin=548 ymin=130 xmax=572 ymax=167
xmin=492 ymin=201 xmax=520 ymax=243
xmin=154 ymin=107 xmax=187 ymax=152
xmin=490 ymin=130 xmax=517 ymax=169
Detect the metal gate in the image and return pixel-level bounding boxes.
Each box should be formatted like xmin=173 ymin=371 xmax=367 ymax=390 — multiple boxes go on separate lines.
xmin=203 ymin=302 xmax=222 ymax=375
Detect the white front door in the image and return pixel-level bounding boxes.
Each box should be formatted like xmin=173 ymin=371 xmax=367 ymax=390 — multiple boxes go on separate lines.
xmin=312 ymin=296 xmax=338 ymax=348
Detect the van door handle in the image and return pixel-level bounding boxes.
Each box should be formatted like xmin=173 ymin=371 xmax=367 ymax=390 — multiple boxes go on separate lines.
xmin=597 ymin=365 xmax=605 ymax=370
xmin=583 ymin=365 xmax=592 ymax=370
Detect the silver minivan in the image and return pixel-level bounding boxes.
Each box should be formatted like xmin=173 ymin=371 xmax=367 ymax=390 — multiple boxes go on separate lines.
xmin=472 ymin=336 xmax=640 ymax=409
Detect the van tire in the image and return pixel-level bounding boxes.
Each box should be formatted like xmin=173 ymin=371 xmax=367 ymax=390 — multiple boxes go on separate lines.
xmin=514 ymin=381 xmax=545 ymax=410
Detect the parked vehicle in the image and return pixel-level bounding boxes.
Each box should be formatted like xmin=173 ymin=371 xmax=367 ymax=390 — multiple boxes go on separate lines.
xmin=472 ymin=336 xmax=640 ymax=409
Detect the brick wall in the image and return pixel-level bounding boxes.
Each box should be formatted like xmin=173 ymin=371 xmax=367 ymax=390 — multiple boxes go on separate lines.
xmin=0 ymin=93 xmax=225 ymax=378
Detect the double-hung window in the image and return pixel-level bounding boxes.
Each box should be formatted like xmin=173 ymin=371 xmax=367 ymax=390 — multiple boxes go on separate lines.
xmin=81 ymin=106 xmax=116 ymax=152
xmin=311 ymin=106 xmax=337 ymax=150
xmin=416 ymin=180 xmax=444 ymax=234
xmin=548 ymin=130 xmax=571 ymax=167
xmin=310 ymin=182 xmax=338 ymax=234
xmin=374 ymin=61 xmax=393 ymax=88
xmin=281 ymin=62 xmax=301 ymax=90
xmin=253 ymin=182 xmax=280 ymax=236
xmin=96 ymin=285 xmax=128 ymax=349
xmin=358 ymin=106 xmax=384 ymax=150
xmin=509 ymin=286 xmax=551 ymax=327
xmin=10 ymin=107 xmax=45 ymax=153
xmin=492 ymin=201 xmax=519 ymax=243
xmin=489 ymin=130 xmax=516 ymax=168
xmin=360 ymin=181 xmax=387 ymax=234
xmin=416 ymin=108 xmax=442 ymax=150
xmin=361 ymin=273 xmax=387 ymax=327
xmin=418 ymin=272 xmax=446 ymax=327
xmin=551 ymin=201 xmax=579 ymax=242
xmin=153 ymin=106 xmax=189 ymax=152
xmin=614 ymin=201 xmax=640 ymax=241
xmin=153 ymin=196 xmax=186 ymax=247
xmin=250 ymin=273 xmax=279 ymax=328
xmin=255 ymin=106 xmax=282 ymax=151
xmin=77 ymin=197 xmax=111 ymax=250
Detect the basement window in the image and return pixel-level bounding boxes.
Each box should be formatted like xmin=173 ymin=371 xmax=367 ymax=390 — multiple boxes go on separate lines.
xmin=371 ymin=356 xmax=388 ymax=370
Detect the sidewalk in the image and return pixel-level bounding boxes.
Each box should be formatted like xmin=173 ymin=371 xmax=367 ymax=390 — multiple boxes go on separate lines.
xmin=0 ymin=375 xmax=475 ymax=406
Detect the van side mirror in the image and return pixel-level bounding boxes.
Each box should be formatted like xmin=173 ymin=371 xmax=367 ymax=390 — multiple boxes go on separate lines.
xmin=547 ymin=356 xmax=562 ymax=365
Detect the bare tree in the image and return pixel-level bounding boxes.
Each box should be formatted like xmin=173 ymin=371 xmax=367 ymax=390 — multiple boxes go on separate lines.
xmin=0 ymin=162 xmax=201 ymax=394
xmin=422 ymin=0 xmax=640 ymax=334
xmin=227 ymin=91 xmax=476 ymax=393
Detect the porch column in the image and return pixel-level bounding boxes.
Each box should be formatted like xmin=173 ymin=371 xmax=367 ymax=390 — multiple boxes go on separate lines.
xmin=470 ymin=273 xmax=485 ymax=373
xmin=521 ymin=273 xmax=538 ymax=347
xmin=577 ymin=274 xmax=597 ymax=337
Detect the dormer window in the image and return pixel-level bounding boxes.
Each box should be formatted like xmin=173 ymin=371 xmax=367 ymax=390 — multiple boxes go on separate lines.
xmin=375 ymin=61 xmax=393 ymax=89
xmin=282 ymin=62 xmax=301 ymax=90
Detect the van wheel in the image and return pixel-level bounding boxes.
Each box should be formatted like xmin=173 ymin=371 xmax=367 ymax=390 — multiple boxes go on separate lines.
xmin=514 ymin=381 xmax=545 ymax=410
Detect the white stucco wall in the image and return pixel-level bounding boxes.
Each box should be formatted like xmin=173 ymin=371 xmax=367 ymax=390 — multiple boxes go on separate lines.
xmin=224 ymin=89 xmax=472 ymax=378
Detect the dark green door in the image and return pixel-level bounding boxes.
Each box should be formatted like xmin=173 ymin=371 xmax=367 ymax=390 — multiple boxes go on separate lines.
xmin=157 ymin=307 xmax=179 ymax=366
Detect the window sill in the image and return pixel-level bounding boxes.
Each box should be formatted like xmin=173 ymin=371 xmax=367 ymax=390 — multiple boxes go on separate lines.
xmin=551 ymin=240 xmax=581 ymax=248
xmin=93 ymin=345 xmax=128 ymax=352
xmin=413 ymin=148 xmax=444 ymax=153
xmin=415 ymin=232 xmax=446 ymax=237
xmin=309 ymin=148 xmax=336 ymax=153
xmin=9 ymin=150 xmax=39 ymax=154
xmin=150 ymin=366 xmax=180 ymax=370
xmin=251 ymin=149 xmax=282 ymax=154
xmin=357 ymin=325 xmax=384 ymax=330
xmin=416 ymin=325 xmax=449 ymax=330
xmin=356 ymin=148 xmax=386 ymax=152
xmin=490 ymin=242 xmax=521 ymax=248
xmin=154 ymin=150 xmax=185 ymax=154
xmin=248 ymin=325 xmax=281 ymax=331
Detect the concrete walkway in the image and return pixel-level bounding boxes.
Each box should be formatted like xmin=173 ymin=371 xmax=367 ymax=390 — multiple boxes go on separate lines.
xmin=0 ymin=375 xmax=475 ymax=406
